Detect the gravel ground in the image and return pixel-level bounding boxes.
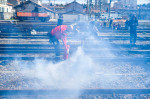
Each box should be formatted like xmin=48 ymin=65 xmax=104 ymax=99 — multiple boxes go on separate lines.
xmin=0 ymin=30 xmax=150 ymax=90
xmin=0 ymin=60 xmax=150 ymax=89
xmin=0 ymin=94 xmax=149 ymax=99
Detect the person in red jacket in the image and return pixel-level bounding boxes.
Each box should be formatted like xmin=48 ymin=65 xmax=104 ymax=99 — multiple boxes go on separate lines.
xmin=49 ymin=25 xmax=73 ymax=60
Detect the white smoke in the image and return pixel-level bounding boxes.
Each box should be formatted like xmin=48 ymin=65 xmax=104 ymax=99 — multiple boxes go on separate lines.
xmin=13 ymin=46 xmax=149 ymax=90
xmin=21 ymin=47 xmax=96 ymax=89
xmin=1 ymin=21 xmax=149 ymax=97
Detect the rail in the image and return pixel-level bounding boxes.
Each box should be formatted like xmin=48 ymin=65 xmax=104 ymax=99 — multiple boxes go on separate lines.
xmin=0 ymin=89 xmax=150 ymax=96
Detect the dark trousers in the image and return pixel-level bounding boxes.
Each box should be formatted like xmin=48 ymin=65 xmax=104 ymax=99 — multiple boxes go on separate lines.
xmin=130 ymin=31 xmax=137 ymax=44
xmin=53 ymin=40 xmax=60 ymax=57
xmin=49 ymin=34 xmax=60 ymax=60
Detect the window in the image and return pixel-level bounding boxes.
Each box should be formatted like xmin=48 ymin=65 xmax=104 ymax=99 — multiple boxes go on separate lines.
xmin=2 ymin=7 xmax=4 ymax=12
xmin=5 ymin=0 xmax=7 ymax=5
xmin=2 ymin=0 xmax=3 ymax=4
xmin=1 ymin=0 xmax=2 ymax=4
xmin=0 ymin=0 xmax=7 ymax=5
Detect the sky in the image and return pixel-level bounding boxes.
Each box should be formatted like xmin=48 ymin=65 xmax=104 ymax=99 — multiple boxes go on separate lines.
xmin=42 ymin=0 xmax=150 ymax=5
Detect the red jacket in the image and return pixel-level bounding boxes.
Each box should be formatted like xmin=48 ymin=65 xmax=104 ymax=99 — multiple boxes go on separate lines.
xmin=51 ymin=25 xmax=67 ymax=39
xmin=51 ymin=25 xmax=68 ymax=45
xmin=51 ymin=25 xmax=69 ymax=59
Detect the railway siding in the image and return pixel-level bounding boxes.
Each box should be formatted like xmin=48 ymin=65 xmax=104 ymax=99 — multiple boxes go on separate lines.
xmin=0 ymin=21 xmax=150 ymax=97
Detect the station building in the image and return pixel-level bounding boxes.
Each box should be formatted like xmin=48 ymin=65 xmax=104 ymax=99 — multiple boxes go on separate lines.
xmin=14 ymin=0 xmax=55 ymax=21
xmin=0 ymin=0 xmax=13 ymax=20
xmin=7 ymin=0 xmax=20 ymax=6
xmin=57 ymin=1 xmax=87 ymax=22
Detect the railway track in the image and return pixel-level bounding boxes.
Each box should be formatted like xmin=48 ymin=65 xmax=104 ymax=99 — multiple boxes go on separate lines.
xmin=0 ymin=42 xmax=149 ymax=61
xmin=0 ymin=43 xmax=149 ymax=49
xmin=0 ymin=36 xmax=150 ymax=41
xmin=0 ymin=21 xmax=150 ymax=97
xmin=0 ymin=89 xmax=149 ymax=95
xmin=0 ymin=24 xmax=149 ymax=62
xmin=0 ymin=21 xmax=150 ymax=33
xmin=0 ymin=57 xmax=150 ymax=62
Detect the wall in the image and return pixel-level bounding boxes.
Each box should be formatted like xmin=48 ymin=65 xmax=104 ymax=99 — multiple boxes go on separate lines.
xmin=100 ymin=13 xmax=122 ymax=19
xmin=0 ymin=12 xmax=13 ymax=19
xmin=63 ymin=14 xmax=88 ymax=22
xmin=7 ymin=0 xmax=20 ymax=6
xmin=16 ymin=3 xmax=35 ymax=12
xmin=65 ymin=2 xmax=83 ymax=14
xmin=119 ymin=0 xmax=137 ymax=9
xmin=0 ymin=0 xmax=13 ymax=20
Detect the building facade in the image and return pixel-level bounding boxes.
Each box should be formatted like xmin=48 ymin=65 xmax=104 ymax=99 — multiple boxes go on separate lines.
xmin=31 ymin=0 xmax=41 ymax=5
xmin=56 ymin=1 xmax=87 ymax=22
xmin=0 ymin=0 xmax=8 ymax=12
xmin=118 ymin=0 xmax=137 ymax=9
xmin=14 ymin=0 xmax=55 ymax=21
xmin=7 ymin=0 xmax=20 ymax=6
xmin=20 ymin=0 xmax=41 ymax=5
xmin=94 ymin=0 xmax=110 ymax=12
xmin=0 ymin=0 xmax=13 ymax=19
xmin=65 ymin=1 xmax=84 ymax=14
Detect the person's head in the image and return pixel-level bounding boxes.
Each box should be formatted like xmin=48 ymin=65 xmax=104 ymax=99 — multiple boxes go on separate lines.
xmin=132 ymin=15 xmax=136 ymax=21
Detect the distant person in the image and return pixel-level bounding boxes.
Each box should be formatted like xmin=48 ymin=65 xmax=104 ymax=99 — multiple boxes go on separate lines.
xmin=117 ymin=23 xmax=121 ymax=30
xmin=57 ymin=15 xmax=63 ymax=26
xmin=96 ymin=22 xmax=102 ymax=31
xmin=113 ymin=23 xmax=116 ymax=29
xmin=125 ymin=18 xmax=130 ymax=30
xmin=103 ymin=20 xmax=106 ymax=27
xmin=129 ymin=15 xmax=138 ymax=44
xmin=49 ymin=25 xmax=73 ymax=60
xmin=109 ymin=19 xmax=113 ymax=28
xmin=89 ymin=20 xmax=99 ymax=38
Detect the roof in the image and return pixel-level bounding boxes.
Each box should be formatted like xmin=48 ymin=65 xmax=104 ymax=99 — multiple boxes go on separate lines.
xmin=91 ymin=10 xmax=106 ymax=13
xmin=49 ymin=6 xmax=64 ymax=9
xmin=14 ymin=0 xmax=55 ymax=13
xmin=83 ymin=9 xmax=106 ymax=14
xmin=63 ymin=1 xmax=84 ymax=14
xmin=63 ymin=10 xmax=85 ymax=15
xmin=65 ymin=1 xmax=79 ymax=6
xmin=65 ymin=1 xmax=82 ymax=7
xmin=7 ymin=3 xmax=13 ymax=6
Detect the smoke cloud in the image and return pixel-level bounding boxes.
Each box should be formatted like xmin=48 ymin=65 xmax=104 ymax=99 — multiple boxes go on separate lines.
xmin=0 ymin=21 xmax=149 ymax=98
xmin=11 ymin=45 xmax=149 ymax=90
